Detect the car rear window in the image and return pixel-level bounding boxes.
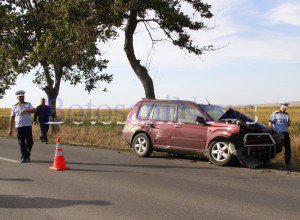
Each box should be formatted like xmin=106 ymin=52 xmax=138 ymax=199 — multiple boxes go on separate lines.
xmin=137 ymin=103 xmax=153 ymax=120
xmin=152 ymin=104 xmax=176 ymax=122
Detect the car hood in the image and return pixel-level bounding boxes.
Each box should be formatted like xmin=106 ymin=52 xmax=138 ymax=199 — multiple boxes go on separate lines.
xmin=218 ymin=108 xmax=272 ymax=133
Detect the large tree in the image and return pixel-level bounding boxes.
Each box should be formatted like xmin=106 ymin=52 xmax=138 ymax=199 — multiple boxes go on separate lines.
xmin=0 ymin=3 xmax=19 ymax=99
xmin=110 ymin=0 xmax=214 ymax=99
xmin=0 ymin=0 xmax=115 ymax=115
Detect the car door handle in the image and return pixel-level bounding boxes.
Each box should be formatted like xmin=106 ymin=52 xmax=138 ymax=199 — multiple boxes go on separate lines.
xmin=174 ymin=125 xmax=181 ymax=128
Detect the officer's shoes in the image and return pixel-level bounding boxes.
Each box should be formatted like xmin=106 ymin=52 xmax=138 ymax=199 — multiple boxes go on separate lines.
xmin=21 ymin=159 xmax=27 ymax=163
xmin=27 ymin=157 xmax=31 ymax=162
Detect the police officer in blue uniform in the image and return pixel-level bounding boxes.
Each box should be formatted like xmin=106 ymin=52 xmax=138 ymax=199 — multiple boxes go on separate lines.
xmin=269 ymin=103 xmax=292 ymax=165
xmin=8 ymin=90 xmax=37 ymax=163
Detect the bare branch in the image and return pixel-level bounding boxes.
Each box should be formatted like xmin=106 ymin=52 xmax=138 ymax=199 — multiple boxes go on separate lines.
xmin=137 ymin=18 xmax=158 ymax=23
xmin=143 ymin=21 xmax=155 ymax=43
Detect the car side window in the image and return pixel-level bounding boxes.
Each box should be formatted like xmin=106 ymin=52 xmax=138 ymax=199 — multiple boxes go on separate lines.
xmin=137 ymin=103 xmax=154 ymax=120
xmin=177 ymin=104 xmax=204 ymax=124
xmin=152 ymin=104 xmax=176 ymax=122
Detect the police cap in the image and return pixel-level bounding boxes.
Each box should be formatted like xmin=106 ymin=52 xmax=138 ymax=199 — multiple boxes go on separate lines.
xmin=280 ymin=102 xmax=289 ymax=109
xmin=15 ymin=90 xmax=26 ymax=97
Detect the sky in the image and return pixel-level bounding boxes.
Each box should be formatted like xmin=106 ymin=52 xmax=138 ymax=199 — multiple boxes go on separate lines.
xmin=1 ymin=0 xmax=300 ymax=109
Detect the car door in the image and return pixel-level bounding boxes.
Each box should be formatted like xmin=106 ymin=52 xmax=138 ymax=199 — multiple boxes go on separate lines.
xmin=170 ymin=103 xmax=208 ymax=152
xmin=148 ymin=103 xmax=176 ymax=148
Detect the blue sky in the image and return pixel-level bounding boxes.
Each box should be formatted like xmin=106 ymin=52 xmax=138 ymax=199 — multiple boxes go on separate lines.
xmin=1 ymin=0 xmax=300 ymax=109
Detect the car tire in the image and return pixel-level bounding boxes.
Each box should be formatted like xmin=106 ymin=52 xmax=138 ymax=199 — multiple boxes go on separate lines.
xmin=132 ymin=133 xmax=153 ymax=157
xmin=207 ymin=141 xmax=233 ymax=166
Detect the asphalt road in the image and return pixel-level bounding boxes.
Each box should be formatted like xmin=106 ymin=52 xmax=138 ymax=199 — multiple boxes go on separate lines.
xmin=0 ymin=137 xmax=299 ymax=220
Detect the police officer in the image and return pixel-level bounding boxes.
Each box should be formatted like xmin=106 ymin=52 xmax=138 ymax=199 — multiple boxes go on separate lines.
xmin=34 ymin=98 xmax=51 ymax=144
xmin=269 ymin=103 xmax=292 ymax=165
xmin=8 ymin=90 xmax=37 ymax=163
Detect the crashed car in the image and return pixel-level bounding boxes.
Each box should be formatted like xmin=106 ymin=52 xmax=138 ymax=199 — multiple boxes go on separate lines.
xmin=123 ymin=99 xmax=284 ymax=168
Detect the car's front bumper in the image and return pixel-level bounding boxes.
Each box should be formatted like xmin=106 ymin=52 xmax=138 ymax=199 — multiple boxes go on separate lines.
xmin=242 ymin=133 xmax=284 ymax=160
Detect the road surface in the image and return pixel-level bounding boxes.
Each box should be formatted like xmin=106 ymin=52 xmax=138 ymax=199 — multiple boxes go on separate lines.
xmin=0 ymin=137 xmax=299 ymax=220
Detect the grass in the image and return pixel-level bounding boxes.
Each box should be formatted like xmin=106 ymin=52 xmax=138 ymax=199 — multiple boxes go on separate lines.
xmin=0 ymin=107 xmax=299 ymax=168
xmin=0 ymin=108 xmax=130 ymax=151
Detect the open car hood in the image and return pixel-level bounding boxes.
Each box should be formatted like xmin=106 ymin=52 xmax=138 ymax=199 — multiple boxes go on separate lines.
xmin=218 ymin=108 xmax=272 ymax=133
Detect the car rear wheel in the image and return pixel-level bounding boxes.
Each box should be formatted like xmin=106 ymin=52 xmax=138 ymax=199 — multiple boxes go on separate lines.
xmin=132 ymin=133 xmax=153 ymax=157
xmin=208 ymin=141 xmax=233 ymax=166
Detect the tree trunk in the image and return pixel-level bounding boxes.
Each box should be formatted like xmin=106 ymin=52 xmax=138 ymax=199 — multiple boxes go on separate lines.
xmin=124 ymin=10 xmax=156 ymax=99
xmin=48 ymin=94 xmax=57 ymax=119
xmin=41 ymin=62 xmax=62 ymax=133
xmin=44 ymin=87 xmax=59 ymax=133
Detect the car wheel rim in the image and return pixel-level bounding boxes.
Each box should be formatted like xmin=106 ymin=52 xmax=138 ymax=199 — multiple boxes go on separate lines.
xmin=211 ymin=142 xmax=229 ymax=162
xmin=134 ymin=137 xmax=147 ymax=154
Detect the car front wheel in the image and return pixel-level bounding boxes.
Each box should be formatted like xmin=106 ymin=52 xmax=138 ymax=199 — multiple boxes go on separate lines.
xmin=207 ymin=141 xmax=233 ymax=166
xmin=132 ymin=133 xmax=153 ymax=157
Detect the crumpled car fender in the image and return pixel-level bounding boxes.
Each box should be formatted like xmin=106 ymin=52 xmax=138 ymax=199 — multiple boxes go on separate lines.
xmin=206 ymin=129 xmax=236 ymax=148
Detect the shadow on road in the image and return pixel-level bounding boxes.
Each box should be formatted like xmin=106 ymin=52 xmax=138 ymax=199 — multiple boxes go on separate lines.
xmin=151 ymin=153 xmax=209 ymax=162
xmin=151 ymin=153 xmax=300 ymax=173
xmin=0 ymin=195 xmax=110 ymax=209
xmin=32 ymin=160 xmax=214 ymax=170
xmin=258 ymin=163 xmax=300 ymax=173
xmin=70 ymin=168 xmax=149 ymax=174
xmin=0 ymin=178 xmax=33 ymax=182
xmin=31 ymin=156 xmax=299 ymax=173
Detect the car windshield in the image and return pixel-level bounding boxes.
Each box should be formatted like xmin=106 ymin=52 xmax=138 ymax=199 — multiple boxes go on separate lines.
xmin=199 ymin=105 xmax=226 ymax=122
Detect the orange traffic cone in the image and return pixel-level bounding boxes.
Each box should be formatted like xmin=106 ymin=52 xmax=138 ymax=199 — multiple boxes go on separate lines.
xmin=50 ymin=138 xmax=70 ymax=171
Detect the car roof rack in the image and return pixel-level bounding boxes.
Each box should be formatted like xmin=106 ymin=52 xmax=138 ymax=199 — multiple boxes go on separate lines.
xmin=141 ymin=98 xmax=196 ymax=103
xmin=141 ymin=98 xmax=156 ymax=101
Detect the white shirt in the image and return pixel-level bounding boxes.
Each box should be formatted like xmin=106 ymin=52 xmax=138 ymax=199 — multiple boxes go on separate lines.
xmin=11 ymin=102 xmax=34 ymax=128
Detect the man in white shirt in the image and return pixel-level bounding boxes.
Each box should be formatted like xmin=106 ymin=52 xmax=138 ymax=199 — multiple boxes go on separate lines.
xmin=8 ymin=90 xmax=37 ymax=163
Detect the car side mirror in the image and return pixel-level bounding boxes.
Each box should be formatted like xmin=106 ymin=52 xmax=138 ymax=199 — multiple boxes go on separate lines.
xmin=195 ymin=116 xmax=207 ymax=125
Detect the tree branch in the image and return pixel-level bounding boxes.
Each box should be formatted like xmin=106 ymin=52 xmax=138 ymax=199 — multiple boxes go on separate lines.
xmin=137 ymin=18 xmax=158 ymax=23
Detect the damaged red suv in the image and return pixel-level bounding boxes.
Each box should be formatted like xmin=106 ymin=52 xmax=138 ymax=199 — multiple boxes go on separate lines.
xmin=123 ymin=99 xmax=284 ymax=168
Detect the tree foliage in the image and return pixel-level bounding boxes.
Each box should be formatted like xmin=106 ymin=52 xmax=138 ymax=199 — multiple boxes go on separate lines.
xmin=110 ymin=0 xmax=214 ymax=98
xmin=116 ymin=0 xmax=213 ymax=52
xmin=1 ymin=0 xmax=215 ymax=101
xmin=0 ymin=0 xmax=115 ymax=105
xmin=0 ymin=3 xmax=19 ymax=98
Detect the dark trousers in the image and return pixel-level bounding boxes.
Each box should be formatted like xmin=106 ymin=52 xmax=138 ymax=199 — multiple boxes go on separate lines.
xmin=281 ymin=132 xmax=291 ymax=164
xmin=16 ymin=126 xmax=33 ymax=159
xmin=39 ymin=123 xmax=49 ymax=142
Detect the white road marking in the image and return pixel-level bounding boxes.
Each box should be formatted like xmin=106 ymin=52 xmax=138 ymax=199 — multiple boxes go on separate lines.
xmin=45 ymin=121 xmax=64 ymax=125
xmin=0 ymin=157 xmax=20 ymax=163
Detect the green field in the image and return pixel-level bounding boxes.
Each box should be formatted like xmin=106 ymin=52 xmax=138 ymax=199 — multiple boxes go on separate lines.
xmin=0 ymin=107 xmax=299 ymax=168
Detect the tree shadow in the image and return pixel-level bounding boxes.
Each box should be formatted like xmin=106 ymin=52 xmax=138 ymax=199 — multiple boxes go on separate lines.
xmin=0 ymin=178 xmax=33 ymax=182
xmin=0 ymin=195 xmax=110 ymax=209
